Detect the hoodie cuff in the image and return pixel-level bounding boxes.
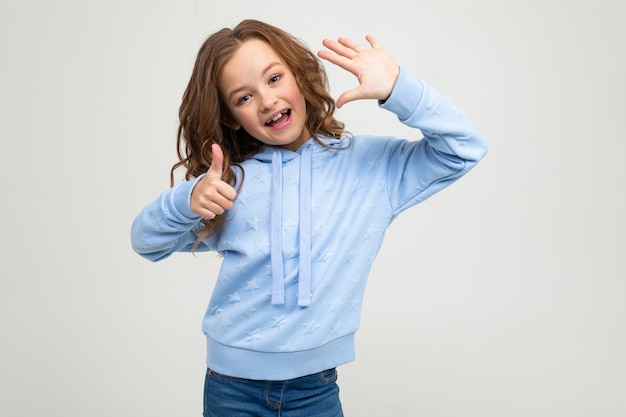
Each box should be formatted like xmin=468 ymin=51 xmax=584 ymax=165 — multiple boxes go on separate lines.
xmin=171 ymin=174 xmax=205 ymax=220
xmin=379 ymin=67 xmax=425 ymax=122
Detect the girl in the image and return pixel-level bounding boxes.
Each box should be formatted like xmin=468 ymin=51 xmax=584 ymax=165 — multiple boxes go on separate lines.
xmin=131 ymin=19 xmax=487 ymax=417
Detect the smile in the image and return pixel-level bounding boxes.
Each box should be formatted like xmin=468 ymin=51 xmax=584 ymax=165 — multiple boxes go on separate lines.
xmin=265 ymin=110 xmax=291 ymax=126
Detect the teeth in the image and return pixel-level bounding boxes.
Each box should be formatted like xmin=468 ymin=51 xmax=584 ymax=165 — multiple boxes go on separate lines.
xmin=267 ymin=110 xmax=287 ymax=124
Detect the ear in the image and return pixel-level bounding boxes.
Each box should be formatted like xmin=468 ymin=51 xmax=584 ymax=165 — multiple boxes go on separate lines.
xmin=220 ymin=114 xmax=241 ymax=130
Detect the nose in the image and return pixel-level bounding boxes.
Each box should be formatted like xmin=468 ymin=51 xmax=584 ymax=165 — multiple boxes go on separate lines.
xmin=259 ymin=90 xmax=278 ymax=112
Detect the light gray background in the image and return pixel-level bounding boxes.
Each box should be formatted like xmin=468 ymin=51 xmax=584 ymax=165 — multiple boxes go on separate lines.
xmin=1 ymin=0 xmax=624 ymax=416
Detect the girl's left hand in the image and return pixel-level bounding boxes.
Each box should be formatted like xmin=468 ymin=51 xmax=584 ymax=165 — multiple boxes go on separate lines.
xmin=318 ymin=35 xmax=400 ymax=108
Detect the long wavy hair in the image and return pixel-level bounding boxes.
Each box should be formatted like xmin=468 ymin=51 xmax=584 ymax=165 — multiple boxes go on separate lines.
xmin=172 ymin=19 xmax=345 ymax=243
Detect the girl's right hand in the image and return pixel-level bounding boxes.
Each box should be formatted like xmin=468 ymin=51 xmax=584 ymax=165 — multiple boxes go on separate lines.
xmin=190 ymin=144 xmax=237 ymax=219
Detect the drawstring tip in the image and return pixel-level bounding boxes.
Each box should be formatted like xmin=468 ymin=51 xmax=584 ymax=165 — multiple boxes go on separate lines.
xmin=297 ymin=297 xmax=311 ymax=307
xmin=271 ymin=294 xmax=285 ymax=305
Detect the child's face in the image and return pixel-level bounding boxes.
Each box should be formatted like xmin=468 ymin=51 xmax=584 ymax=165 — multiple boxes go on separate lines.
xmin=218 ymin=39 xmax=310 ymax=152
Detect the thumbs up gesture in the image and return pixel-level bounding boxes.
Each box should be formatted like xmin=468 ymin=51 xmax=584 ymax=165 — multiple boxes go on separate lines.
xmin=190 ymin=144 xmax=238 ymax=219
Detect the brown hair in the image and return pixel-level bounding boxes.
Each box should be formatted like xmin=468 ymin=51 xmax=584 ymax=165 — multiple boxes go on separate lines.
xmin=172 ymin=19 xmax=345 ymax=242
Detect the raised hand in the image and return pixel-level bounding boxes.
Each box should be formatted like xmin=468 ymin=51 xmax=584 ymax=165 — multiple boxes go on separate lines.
xmin=190 ymin=144 xmax=237 ymax=219
xmin=317 ymin=35 xmax=400 ymax=108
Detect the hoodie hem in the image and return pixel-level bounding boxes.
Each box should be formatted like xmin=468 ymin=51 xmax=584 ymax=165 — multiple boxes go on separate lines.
xmin=205 ymin=334 xmax=356 ymax=381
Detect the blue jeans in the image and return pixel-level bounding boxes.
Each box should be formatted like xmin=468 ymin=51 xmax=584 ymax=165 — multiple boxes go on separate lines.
xmin=203 ymin=368 xmax=344 ymax=417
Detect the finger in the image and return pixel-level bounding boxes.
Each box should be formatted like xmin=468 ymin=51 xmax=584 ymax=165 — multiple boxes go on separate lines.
xmin=196 ymin=209 xmax=217 ymax=220
xmin=337 ymin=36 xmax=365 ymax=53
xmin=216 ymin=181 xmax=238 ymax=201
xmin=320 ymin=38 xmax=358 ymax=59
xmin=364 ymin=34 xmax=381 ymax=49
xmin=197 ymin=205 xmax=219 ymax=220
xmin=317 ymin=49 xmax=353 ymax=72
xmin=192 ymin=185 xmax=236 ymax=219
xmin=191 ymin=193 xmax=222 ymax=219
xmin=207 ymin=143 xmax=224 ymax=178
xmin=202 ymin=199 xmax=229 ymax=217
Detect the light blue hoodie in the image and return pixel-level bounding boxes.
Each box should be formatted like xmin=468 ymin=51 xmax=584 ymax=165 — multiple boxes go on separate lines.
xmin=131 ymin=69 xmax=488 ymax=380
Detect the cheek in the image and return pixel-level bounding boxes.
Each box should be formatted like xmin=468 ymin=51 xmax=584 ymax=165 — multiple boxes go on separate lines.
xmin=241 ymin=111 xmax=258 ymax=125
xmin=236 ymin=111 xmax=261 ymax=132
xmin=229 ymin=107 xmax=247 ymax=122
xmin=296 ymin=95 xmax=308 ymax=115
xmin=296 ymin=88 xmax=308 ymax=109
xmin=287 ymin=88 xmax=306 ymax=111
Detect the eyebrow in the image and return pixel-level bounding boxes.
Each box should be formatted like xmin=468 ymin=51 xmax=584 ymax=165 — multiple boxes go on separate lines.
xmin=226 ymin=61 xmax=282 ymax=101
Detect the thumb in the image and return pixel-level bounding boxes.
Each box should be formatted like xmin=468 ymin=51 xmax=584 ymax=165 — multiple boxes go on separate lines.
xmin=207 ymin=144 xmax=224 ymax=178
xmin=336 ymin=88 xmax=360 ymax=108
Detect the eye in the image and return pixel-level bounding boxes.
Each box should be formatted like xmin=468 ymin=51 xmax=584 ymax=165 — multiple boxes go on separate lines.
xmin=269 ymin=74 xmax=281 ymax=84
xmin=237 ymin=94 xmax=252 ymax=105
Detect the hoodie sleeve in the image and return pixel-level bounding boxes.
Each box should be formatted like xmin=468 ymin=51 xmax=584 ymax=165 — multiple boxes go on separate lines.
xmin=130 ymin=175 xmax=212 ymax=261
xmin=379 ymin=68 xmax=488 ymax=214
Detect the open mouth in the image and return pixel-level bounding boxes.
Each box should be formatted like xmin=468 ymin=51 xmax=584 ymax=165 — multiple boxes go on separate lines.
xmin=265 ymin=109 xmax=291 ymax=127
